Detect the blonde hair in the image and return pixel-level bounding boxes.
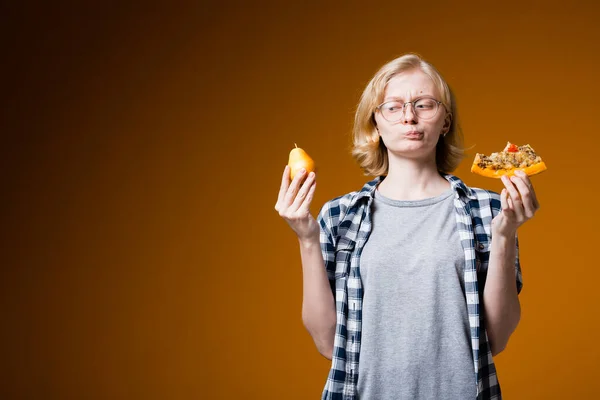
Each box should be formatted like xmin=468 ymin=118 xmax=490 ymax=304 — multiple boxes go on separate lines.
xmin=351 ymin=53 xmax=465 ymax=176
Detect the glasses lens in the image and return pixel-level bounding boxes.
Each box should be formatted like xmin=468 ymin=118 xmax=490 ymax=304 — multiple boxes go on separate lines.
xmin=413 ymin=98 xmax=438 ymax=120
xmin=380 ymin=99 xmax=440 ymax=121
xmin=380 ymin=101 xmax=404 ymax=122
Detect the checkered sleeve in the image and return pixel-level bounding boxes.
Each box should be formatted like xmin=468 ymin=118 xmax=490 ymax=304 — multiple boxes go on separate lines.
xmin=317 ymin=201 xmax=338 ymax=295
xmin=515 ymin=234 xmax=523 ymax=294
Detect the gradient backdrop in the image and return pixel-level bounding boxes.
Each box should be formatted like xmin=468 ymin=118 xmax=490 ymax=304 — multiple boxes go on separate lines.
xmin=2 ymin=1 xmax=599 ymax=399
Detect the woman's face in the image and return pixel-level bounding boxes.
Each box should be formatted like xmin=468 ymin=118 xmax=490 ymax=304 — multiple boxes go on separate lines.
xmin=374 ymin=69 xmax=450 ymax=161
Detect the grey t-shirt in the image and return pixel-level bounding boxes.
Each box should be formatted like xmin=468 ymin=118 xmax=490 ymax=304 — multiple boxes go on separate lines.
xmin=356 ymin=186 xmax=477 ymax=400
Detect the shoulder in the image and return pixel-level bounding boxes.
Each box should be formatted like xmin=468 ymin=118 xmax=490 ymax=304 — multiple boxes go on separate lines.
xmin=317 ymin=177 xmax=379 ymax=232
xmin=470 ymin=187 xmax=500 ymax=202
xmin=468 ymin=187 xmax=503 ymax=217
xmin=317 ymin=190 xmax=361 ymax=229
xmin=446 ymin=174 xmax=502 ymax=216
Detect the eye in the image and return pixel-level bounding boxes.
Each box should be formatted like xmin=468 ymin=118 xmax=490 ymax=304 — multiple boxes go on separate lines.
xmin=415 ymin=99 xmax=436 ymax=109
xmin=383 ymin=102 xmax=403 ymax=113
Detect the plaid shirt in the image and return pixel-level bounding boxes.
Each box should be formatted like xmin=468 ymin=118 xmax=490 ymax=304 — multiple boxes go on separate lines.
xmin=316 ymin=174 xmax=523 ymax=400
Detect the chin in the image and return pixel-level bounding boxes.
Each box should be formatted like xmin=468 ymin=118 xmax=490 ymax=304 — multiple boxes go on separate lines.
xmin=387 ymin=141 xmax=435 ymax=157
xmin=390 ymin=140 xmax=427 ymax=150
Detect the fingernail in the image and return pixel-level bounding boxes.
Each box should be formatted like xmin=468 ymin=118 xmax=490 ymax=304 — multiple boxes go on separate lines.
xmin=300 ymin=168 xmax=306 ymax=174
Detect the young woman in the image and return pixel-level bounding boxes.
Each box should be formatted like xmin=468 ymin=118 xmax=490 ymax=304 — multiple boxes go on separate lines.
xmin=275 ymin=53 xmax=539 ymax=400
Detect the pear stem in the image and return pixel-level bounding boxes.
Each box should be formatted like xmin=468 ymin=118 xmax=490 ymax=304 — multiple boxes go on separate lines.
xmin=294 ymin=143 xmax=298 ymax=148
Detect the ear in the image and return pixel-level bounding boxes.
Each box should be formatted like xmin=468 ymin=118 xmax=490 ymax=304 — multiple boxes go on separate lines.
xmin=442 ymin=113 xmax=452 ymax=134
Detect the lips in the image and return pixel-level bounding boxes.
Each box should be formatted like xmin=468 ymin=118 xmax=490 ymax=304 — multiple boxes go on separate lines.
xmin=404 ymin=131 xmax=423 ymax=138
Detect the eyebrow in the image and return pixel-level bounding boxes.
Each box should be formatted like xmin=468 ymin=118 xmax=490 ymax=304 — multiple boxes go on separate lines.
xmin=383 ymin=95 xmax=436 ymax=102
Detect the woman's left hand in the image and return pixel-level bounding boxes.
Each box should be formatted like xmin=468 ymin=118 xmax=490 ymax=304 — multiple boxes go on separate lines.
xmin=491 ymin=169 xmax=541 ymax=238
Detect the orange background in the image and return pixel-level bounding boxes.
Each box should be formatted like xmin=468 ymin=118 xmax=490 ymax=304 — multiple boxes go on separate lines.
xmin=2 ymin=1 xmax=599 ymax=399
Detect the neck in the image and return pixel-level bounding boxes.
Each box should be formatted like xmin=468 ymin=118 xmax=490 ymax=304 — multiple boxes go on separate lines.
xmin=377 ymin=155 xmax=450 ymax=201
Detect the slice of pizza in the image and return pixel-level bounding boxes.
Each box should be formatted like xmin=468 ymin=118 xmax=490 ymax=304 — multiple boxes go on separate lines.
xmin=471 ymin=142 xmax=547 ymax=178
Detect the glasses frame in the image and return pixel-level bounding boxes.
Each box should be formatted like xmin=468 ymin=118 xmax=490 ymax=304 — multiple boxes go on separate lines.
xmin=375 ymin=97 xmax=445 ymax=122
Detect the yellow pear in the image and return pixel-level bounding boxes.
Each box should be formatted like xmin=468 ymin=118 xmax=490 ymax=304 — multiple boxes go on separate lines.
xmin=288 ymin=143 xmax=316 ymax=181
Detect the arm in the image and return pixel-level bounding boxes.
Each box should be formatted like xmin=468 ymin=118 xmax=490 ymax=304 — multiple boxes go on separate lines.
xmin=275 ymin=166 xmax=336 ymax=359
xmin=298 ymin=236 xmax=336 ymax=359
xmin=486 ymin=170 xmax=539 ymax=356
xmin=483 ymin=234 xmax=521 ymax=356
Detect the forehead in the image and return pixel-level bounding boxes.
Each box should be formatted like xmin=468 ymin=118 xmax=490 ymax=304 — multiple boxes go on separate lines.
xmin=384 ymin=70 xmax=439 ymax=100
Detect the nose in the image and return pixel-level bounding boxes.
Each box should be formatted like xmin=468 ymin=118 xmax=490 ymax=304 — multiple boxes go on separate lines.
xmin=402 ymin=103 xmax=417 ymax=124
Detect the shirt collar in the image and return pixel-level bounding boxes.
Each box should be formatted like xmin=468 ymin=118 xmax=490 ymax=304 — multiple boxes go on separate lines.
xmin=348 ymin=173 xmax=477 ymax=208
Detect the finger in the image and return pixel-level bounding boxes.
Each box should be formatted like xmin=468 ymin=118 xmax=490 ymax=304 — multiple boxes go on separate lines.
xmin=276 ymin=165 xmax=291 ymax=207
xmin=501 ymin=175 xmax=523 ymax=221
xmin=297 ymin=178 xmax=317 ymax=214
xmin=515 ymin=170 xmax=540 ymax=209
xmin=502 ymin=175 xmax=522 ymax=207
xmin=500 ymin=188 xmax=509 ymax=211
xmin=290 ymin=172 xmax=315 ymax=212
xmin=284 ymin=168 xmax=307 ymax=205
xmin=501 ymin=188 xmax=516 ymax=217
xmin=510 ymin=175 xmax=536 ymax=218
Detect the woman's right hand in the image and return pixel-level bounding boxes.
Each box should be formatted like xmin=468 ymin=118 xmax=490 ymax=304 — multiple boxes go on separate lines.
xmin=274 ymin=165 xmax=319 ymax=242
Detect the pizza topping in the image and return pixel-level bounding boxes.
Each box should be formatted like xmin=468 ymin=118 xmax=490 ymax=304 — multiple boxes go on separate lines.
xmin=475 ymin=143 xmax=542 ymax=170
xmin=471 ymin=141 xmax=547 ymax=178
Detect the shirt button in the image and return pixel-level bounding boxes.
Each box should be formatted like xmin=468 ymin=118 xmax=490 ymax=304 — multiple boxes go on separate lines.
xmin=478 ymin=243 xmax=485 ymax=250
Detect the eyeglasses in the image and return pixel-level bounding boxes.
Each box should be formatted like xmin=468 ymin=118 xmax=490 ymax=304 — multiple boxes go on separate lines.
xmin=375 ymin=97 xmax=445 ymax=122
